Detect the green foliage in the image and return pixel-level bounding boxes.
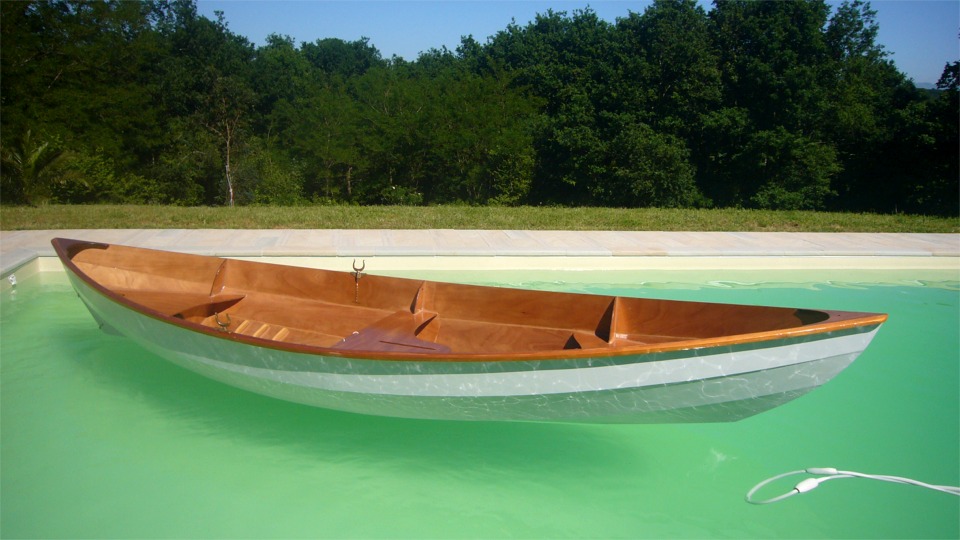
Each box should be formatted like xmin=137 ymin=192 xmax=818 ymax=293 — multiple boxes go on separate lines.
xmin=602 ymin=123 xmax=700 ymax=208
xmin=746 ymin=129 xmax=839 ymax=210
xmin=1 ymin=0 xmax=956 ymax=215
xmin=417 ymin=67 xmax=540 ymax=204
xmin=378 ymin=185 xmax=423 ymax=206
xmin=615 ymin=0 xmax=721 ymax=134
xmin=49 ymin=150 xmax=167 ymax=204
xmin=0 ymin=131 xmax=68 ymax=204
xmin=711 ymin=0 xmax=833 ymax=133
xmin=895 ymin=61 xmax=960 ymax=216
xmin=234 ymin=139 xmax=306 ymax=205
xmin=49 ymin=150 xmax=111 ymax=203
xmin=301 ymin=37 xmax=385 ymax=78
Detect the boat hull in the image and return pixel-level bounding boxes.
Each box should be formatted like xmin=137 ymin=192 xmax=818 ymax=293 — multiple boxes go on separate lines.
xmin=66 ymin=269 xmax=880 ymax=423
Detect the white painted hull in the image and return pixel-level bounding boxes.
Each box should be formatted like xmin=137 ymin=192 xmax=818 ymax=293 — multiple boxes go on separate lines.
xmin=68 ymin=270 xmax=880 ymax=423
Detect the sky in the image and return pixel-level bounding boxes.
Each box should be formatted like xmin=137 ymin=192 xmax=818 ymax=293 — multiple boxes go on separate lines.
xmin=196 ymin=1 xmax=960 ymax=86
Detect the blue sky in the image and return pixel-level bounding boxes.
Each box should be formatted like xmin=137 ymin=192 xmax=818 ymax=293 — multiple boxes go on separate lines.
xmin=197 ymin=1 xmax=959 ymax=86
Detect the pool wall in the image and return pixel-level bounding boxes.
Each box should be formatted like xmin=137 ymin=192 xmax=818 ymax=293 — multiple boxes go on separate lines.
xmin=2 ymin=230 xmax=957 ymax=291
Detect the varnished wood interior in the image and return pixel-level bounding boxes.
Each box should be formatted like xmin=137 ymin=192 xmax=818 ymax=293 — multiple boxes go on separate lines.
xmin=55 ymin=238 xmax=888 ymax=360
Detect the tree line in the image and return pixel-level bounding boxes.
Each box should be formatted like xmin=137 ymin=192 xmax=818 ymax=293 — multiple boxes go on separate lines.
xmin=1 ymin=0 xmax=957 ymax=215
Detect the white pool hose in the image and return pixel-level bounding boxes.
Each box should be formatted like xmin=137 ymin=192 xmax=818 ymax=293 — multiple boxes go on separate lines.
xmin=746 ymin=467 xmax=960 ymax=504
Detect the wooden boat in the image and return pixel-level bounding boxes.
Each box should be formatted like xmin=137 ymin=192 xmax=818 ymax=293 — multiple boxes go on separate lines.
xmin=52 ymin=238 xmax=887 ymax=423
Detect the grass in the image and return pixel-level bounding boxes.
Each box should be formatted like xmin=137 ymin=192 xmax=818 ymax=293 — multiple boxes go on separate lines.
xmin=1 ymin=204 xmax=957 ymax=232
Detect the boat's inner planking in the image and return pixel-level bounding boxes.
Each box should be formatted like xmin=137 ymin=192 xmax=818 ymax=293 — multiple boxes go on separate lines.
xmin=69 ymin=242 xmax=829 ymax=356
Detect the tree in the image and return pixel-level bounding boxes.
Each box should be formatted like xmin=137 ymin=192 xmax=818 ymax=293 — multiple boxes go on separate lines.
xmin=614 ymin=0 xmax=721 ymax=135
xmin=746 ymin=128 xmax=839 ymax=210
xmin=0 ymin=130 xmax=68 ymax=204
xmin=231 ymin=137 xmax=305 ymax=205
xmin=921 ymin=61 xmax=960 ymax=215
xmin=250 ymin=34 xmax=312 ymax=126
xmin=820 ymin=0 xmax=912 ymax=212
xmin=598 ymin=120 xmax=700 ymax=207
xmin=301 ymin=37 xmax=384 ymax=78
xmin=485 ymin=9 xmax=618 ymax=204
xmin=938 ymin=60 xmax=960 ymax=91
xmin=278 ymin=79 xmax=364 ymax=201
xmin=0 ymin=0 xmax=953 ymax=213
xmin=612 ymin=0 xmax=721 ymax=207
xmin=154 ymin=3 xmax=256 ymax=204
xmin=201 ymin=74 xmax=254 ymax=206
xmin=419 ymin=67 xmax=539 ymax=204
xmin=696 ymin=106 xmax=754 ymax=206
xmin=347 ymin=66 xmax=431 ymax=203
xmin=711 ymin=0 xmax=833 ymax=133
xmin=1 ymin=1 xmax=171 ymax=173
xmin=826 ymin=0 xmax=885 ymax=63
xmin=879 ymin=62 xmax=960 ymax=216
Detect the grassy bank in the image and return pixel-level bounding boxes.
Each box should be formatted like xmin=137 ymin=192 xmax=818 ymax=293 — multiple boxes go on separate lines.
xmin=1 ymin=204 xmax=957 ymax=232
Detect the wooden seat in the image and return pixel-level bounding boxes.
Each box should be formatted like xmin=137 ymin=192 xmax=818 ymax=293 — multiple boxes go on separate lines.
xmin=333 ymin=310 xmax=451 ymax=354
xmin=567 ymin=331 xmax=614 ymax=350
xmin=116 ymin=289 xmax=246 ymax=319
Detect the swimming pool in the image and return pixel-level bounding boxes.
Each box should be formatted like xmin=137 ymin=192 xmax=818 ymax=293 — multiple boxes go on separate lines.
xmin=2 ymin=267 xmax=957 ymax=538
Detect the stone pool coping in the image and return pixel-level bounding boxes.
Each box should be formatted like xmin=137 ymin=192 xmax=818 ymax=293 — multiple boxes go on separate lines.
xmin=2 ymin=229 xmax=957 ymax=280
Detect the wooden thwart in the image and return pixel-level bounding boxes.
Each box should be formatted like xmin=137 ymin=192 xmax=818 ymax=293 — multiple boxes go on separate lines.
xmin=116 ymin=289 xmax=245 ymax=319
xmin=334 ymin=310 xmax=451 ymax=354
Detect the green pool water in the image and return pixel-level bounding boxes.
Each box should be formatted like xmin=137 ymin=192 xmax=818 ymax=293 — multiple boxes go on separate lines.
xmin=2 ymin=268 xmax=958 ymax=539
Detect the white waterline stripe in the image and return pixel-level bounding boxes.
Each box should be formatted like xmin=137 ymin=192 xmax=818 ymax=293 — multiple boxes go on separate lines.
xmin=186 ymin=329 xmax=877 ymax=398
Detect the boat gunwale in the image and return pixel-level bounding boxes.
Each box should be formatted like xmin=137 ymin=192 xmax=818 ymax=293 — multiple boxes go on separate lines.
xmin=52 ymin=237 xmax=889 ymax=363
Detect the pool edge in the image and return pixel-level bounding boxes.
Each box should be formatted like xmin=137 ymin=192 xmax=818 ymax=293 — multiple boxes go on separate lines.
xmin=3 ymin=230 xmax=958 ymax=291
